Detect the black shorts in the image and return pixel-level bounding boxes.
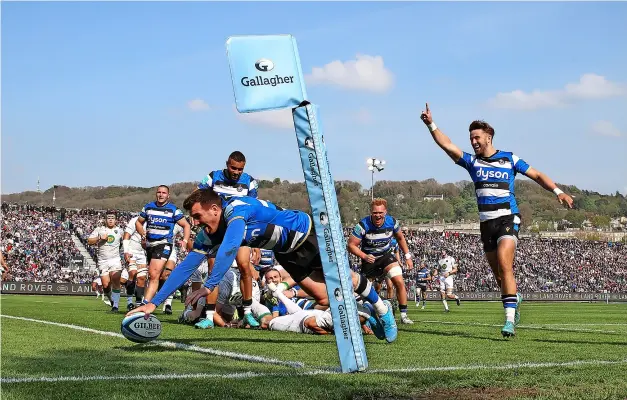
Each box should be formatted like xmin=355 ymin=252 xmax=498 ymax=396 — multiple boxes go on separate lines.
xmin=274 ymin=229 xmax=323 ymax=283
xmin=360 ymin=252 xmax=399 ymax=279
xmin=416 ymin=283 xmax=427 ymax=291
xmin=146 ymin=243 xmax=173 ymax=263
xmin=479 ymin=214 xmax=521 ymax=253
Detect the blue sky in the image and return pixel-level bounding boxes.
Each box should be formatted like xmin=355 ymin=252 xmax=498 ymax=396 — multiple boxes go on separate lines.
xmin=2 ymin=1 xmax=626 ymax=196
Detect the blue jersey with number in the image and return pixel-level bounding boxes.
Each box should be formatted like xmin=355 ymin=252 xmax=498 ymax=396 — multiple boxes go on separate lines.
xmin=197 ymin=170 xmax=258 ymax=200
xmin=139 ymin=202 xmax=184 ymax=246
xmin=149 ymin=196 xmax=312 ymax=307
xmin=351 ymin=215 xmax=400 ymax=257
xmin=455 ymin=151 xmax=530 ymax=222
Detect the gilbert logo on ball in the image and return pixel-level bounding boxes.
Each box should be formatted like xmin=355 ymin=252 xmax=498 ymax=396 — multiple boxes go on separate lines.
xmin=121 ymin=313 xmax=162 ymax=343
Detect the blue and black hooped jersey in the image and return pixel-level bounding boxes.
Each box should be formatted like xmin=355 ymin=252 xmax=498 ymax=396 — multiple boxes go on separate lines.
xmin=197 ymin=169 xmax=258 ymax=200
xmin=416 ymin=268 xmax=430 ymax=285
xmin=139 ymin=201 xmax=184 ymax=247
xmin=255 ymin=249 xmax=275 ymax=271
xmin=352 ymin=215 xmax=400 ymax=257
xmin=193 ymin=196 xmax=311 ymax=290
xmin=455 ymin=150 xmax=530 ymax=222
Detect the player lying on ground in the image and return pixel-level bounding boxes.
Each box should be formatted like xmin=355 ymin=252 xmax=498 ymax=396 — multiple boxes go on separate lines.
xmin=179 ymin=254 xmax=273 ymax=329
xmin=264 ymin=281 xmax=379 ymax=336
xmin=128 ymin=188 xmax=398 ymax=343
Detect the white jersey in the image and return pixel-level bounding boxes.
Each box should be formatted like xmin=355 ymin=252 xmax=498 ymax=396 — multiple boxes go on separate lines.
xmin=89 ymin=225 xmax=123 ymax=261
xmin=268 ymin=309 xmax=331 ymax=334
xmin=173 ymin=223 xmax=183 ymax=239
xmin=437 ymin=256 xmax=456 ymax=277
xmin=125 ymin=216 xmax=145 ymax=247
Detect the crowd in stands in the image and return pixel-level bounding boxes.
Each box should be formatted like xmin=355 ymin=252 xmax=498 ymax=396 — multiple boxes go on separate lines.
xmin=0 ymin=203 xmax=90 ymax=283
xmin=2 ymin=203 xmax=625 ymax=293
xmin=65 ymin=208 xmax=134 ymax=262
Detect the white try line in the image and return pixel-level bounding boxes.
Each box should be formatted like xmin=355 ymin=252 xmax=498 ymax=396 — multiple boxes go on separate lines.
xmin=2 ymin=358 xmax=626 ymax=384
xmin=525 ymin=323 xmax=627 ymax=327
xmin=0 ymin=315 xmax=304 ymax=369
xmin=420 ymin=320 xmax=619 ymax=334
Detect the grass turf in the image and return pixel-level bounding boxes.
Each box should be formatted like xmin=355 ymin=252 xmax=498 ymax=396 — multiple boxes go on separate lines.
xmin=1 ymin=295 xmax=625 ymax=399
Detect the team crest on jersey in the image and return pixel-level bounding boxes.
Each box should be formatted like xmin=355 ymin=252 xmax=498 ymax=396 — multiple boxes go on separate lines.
xmin=499 ymin=159 xmax=505 ymax=165
xmin=506 ymin=227 xmax=510 ymax=232
xmin=107 ymin=235 xmax=115 ymax=244
xmin=237 ymin=186 xmax=243 ymax=192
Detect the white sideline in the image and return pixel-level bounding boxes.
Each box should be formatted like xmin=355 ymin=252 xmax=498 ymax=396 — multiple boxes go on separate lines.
xmin=2 ymin=359 xmax=626 ymax=384
xmin=420 ymin=320 xmax=619 ymax=334
xmin=0 ymin=315 xmax=304 ymax=369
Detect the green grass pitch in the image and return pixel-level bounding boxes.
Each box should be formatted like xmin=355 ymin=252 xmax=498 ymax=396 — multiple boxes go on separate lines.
xmin=1 ymin=295 xmax=625 ymax=400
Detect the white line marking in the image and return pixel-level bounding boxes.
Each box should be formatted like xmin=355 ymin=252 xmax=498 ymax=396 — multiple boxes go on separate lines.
xmin=1 ymin=315 xmax=304 ymax=368
xmin=524 ymin=323 xmax=627 ymax=327
xmin=2 ymin=359 xmax=626 ymax=384
xmin=420 ymin=320 xmax=619 ymax=334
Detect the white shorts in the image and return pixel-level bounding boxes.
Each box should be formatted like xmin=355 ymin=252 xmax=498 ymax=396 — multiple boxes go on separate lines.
xmin=128 ymin=244 xmax=147 ymax=267
xmin=268 ymin=309 xmax=325 ymax=334
xmin=93 ymin=277 xmax=102 ymax=286
xmin=121 ymin=269 xmax=129 ymax=281
xmin=190 ymin=260 xmax=209 ymax=283
xmin=218 ymin=269 xmax=268 ymax=317
xmin=167 ymin=247 xmax=177 ymax=264
xmin=217 ymin=269 xmax=261 ymax=305
xmin=220 ymin=301 xmax=270 ymax=319
xmin=439 ymin=276 xmax=454 ymax=291
xmin=99 ymin=258 xmax=123 ymax=276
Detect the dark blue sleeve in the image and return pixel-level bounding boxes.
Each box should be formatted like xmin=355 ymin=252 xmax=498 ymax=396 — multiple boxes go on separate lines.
xmin=149 ymin=251 xmax=205 ymax=306
xmin=203 ymin=218 xmax=246 ymax=290
xmin=248 ymin=178 xmax=259 ymax=199
xmin=455 ymin=152 xmax=473 ymax=172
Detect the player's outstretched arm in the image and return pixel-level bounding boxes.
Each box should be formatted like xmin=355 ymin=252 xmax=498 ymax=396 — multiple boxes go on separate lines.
xmin=420 ymin=103 xmax=463 ymax=162
xmin=523 ymin=167 xmax=574 ymax=209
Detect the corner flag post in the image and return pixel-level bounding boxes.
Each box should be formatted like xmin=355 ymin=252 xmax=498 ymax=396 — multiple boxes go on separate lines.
xmin=225 ymin=34 xmax=368 ymax=373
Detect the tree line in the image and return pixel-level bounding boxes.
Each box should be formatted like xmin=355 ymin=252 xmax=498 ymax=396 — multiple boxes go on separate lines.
xmin=3 ymin=178 xmax=626 ymax=230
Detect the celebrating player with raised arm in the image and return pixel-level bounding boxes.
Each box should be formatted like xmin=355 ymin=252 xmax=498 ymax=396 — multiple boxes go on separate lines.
xmin=420 ymin=103 xmax=573 ymax=337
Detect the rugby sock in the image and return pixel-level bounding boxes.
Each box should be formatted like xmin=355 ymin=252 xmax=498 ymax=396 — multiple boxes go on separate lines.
xmin=134 ymin=285 xmax=145 ymax=304
xmin=399 ymin=304 xmax=408 ymax=319
xmin=111 ymin=289 xmax=121 ymax=308
xmin=125 ymin=281 xmax=135 ymax=305
xmin=356 ymin=274 xmax=387 ymax=316
xmin=203 ymin=302 xmax=215 ymax=321
xmin=442 ymin=299 xmax=449 ymax=311
xmin=103 ymin=287 xmax=112 ymax=302
xmin=165 ymin=295 xmax=173 ymax=307
xmin=242 ymin=298 xmax=253 ymax=315
xmin=502 ymin=294 xmax=517 ymax=323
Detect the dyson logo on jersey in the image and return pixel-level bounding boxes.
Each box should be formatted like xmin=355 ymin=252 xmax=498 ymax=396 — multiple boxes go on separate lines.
xmin=149 ymin=217 xmax=169 ymax=224
xmin=476 ymin=168 xmax=509 ymax=181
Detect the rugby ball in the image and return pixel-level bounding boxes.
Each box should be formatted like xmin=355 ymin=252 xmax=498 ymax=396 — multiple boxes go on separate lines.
xmin=121 ymin=313 xmax=162 ymax=343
